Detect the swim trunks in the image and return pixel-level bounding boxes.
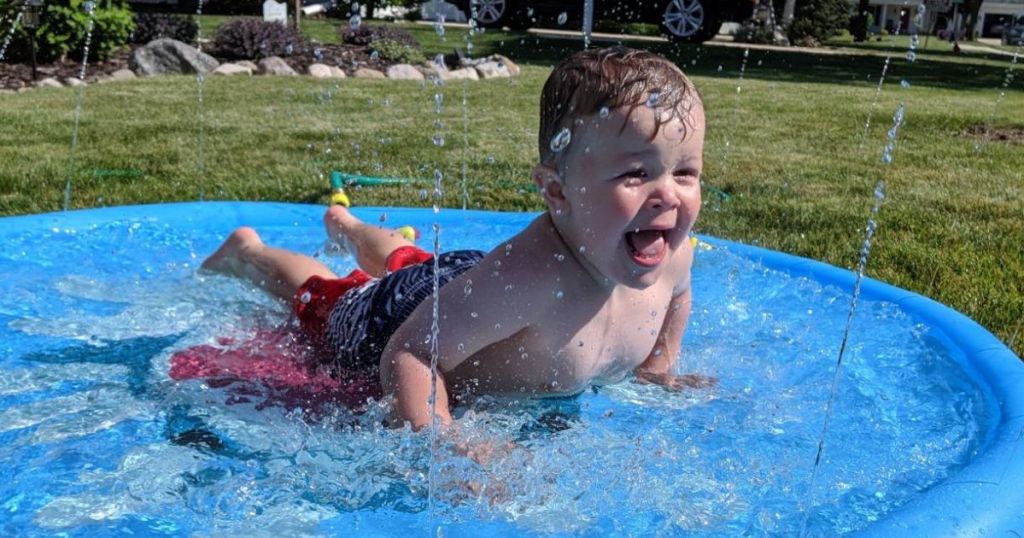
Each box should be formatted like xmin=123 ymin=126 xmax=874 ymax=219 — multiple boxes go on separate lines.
xmin=293 ymin=246 xmax=485 ymax=376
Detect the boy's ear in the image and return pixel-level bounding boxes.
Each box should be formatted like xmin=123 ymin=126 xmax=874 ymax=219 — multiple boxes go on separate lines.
xmin=532 ymin=163 xmax=570 ymax=215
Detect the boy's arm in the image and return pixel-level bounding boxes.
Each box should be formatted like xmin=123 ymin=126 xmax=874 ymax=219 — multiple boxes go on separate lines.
xmin=634 ymin=246 xmax=714 ymax=391
xmin=380 ymin=260 xmax=533 ymax=431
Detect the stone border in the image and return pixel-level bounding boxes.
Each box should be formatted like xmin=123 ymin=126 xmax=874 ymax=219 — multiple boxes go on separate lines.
xmin=1 ymin=38 xmax=520 ymax=94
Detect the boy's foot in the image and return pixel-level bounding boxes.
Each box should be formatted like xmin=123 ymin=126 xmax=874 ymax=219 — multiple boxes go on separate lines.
xmin=201 ymin=227 xmax=263 ymax=276
xmin=323 ymin=205 xmax=358 ymax=258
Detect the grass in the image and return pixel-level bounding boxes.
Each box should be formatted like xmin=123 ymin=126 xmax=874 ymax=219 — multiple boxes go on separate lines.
xmin=1 ymin=19 xmax=1022 ymax=357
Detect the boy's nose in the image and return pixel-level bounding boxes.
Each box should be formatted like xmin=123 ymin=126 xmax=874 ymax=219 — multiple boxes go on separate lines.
xmin=646 ymin=180 xmax=681 ymax=211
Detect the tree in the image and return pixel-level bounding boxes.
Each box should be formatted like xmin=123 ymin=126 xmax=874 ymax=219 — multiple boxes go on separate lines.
xmin=963 ymin=0 xmax=984 ymax=40
xmin=851 ymin=0 xmax=872 ymax=41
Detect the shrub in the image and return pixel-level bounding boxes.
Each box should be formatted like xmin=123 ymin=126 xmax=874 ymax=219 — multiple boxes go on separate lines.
xmin=0 ymin=0 xmax=134 ymax=62
xmin=341 ymin=23 xmax=419 ymax=50
xmin=787 ymin=0 xmax=850 ymax=46
xmin=370 ymin=38 xmax=424 ymax=64
xmin=200 ymin=0 xmax=262 ymax=16
xmin=130 ymin=13 xmax=198 ymax=44
xmin=212 ymin=19 xmax=306 ymax=60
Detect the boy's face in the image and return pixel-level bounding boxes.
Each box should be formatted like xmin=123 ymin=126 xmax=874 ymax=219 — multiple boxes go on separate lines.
xmin=539 ymin=103 xmax=704 ymax=289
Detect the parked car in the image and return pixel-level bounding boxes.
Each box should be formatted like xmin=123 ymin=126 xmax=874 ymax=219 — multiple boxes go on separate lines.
xmin=451 ymin=0 xmax=755 ymax=43
xmin=1004 ymin=14 xmax=1024 ymax=46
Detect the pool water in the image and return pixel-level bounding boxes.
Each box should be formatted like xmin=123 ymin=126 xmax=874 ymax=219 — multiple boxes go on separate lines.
xmin=0 ymin=203 xmax=992 ymax=536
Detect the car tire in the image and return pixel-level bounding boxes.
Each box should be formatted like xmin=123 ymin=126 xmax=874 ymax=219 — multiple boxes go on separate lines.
xmin=468 ymin=0 xmax=529 ymax=30
xmin=660 ymin=0 xmax=722 ymax=43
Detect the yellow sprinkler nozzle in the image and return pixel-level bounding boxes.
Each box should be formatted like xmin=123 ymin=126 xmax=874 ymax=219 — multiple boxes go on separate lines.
xmin=329 ymin=189 xmax=350 ymax=207
xmin=690 ymin=235 xmax=699 ymax=248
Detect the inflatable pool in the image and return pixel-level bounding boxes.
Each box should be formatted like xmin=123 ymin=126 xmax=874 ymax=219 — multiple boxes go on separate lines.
xmin=1 ymin=202 xmax=1021 ymax=536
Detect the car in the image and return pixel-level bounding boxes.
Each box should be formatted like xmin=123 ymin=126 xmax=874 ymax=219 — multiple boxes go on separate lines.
xmin=1004 ymin=14 xmax=1024 ymax=46
xmin=451 ymin=0 xmax=755 ymax=43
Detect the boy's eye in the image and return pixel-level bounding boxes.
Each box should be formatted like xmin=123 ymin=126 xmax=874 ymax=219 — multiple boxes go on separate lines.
xmin=617 ymin=169 xmax=647 ymax=180
xmin=674 ymin=170 xmax=700 ymax=183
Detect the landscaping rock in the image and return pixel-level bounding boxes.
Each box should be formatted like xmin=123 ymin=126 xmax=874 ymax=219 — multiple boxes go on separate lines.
xmin=444 ymin=67 xmax=479 ymax=81
xmin=474 ymin=61 xmax=511 ymax=79
xmin=213 ymin=63 xmax=253 ymax=76
xmin=329 ymin=66 xmax=347 ymax=78
xmin=236 ymin=60 xmax=258 ymax=71
xmin=353 ymin=67 xmax=386 ymax=79
xmin=492 ymin=54 xmax=520 ymax=76
xmin=35 ymin=77 xmax=63 ymax=88
xmin=63 ymin=77 xmax=86 ymax=87
xmin=386 ymin=64 xmax=424 ymax=81
xmin=307 ymin=63 xmax=333 ymax=78
xmin=130 ymin=38 xmax=219 ymax=77
xmin=110 ymin=69 xmax=137 ymax=81
xmin=257 ymin=56 xmax=297 ymax=76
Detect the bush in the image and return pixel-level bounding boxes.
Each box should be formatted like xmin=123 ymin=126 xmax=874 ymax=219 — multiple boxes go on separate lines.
xmin=212 ymin=19 xmax=306 ymax=60
xmin=341 ymin=23 xmax=419 ymax=49
xmin=787 ymin=0 xmax=850 ymax=46
xmin=0 ymin=0 xmax=134 ymax=62
xmin=130 ymin=13 xmax=198 ymax=44
xmin=369 ymin=38 xmax=424 ymax=64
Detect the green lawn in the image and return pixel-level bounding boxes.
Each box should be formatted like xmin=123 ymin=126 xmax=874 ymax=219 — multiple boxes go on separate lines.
xmin=1 ymin=19 xmax=1022 ymax=357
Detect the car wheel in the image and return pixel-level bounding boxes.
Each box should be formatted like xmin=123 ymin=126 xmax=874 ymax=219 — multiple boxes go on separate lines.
xmin=660 ymin=0 xmax=722 ymax=43
xmin=469 ymin=0 xmax=528 ymax=29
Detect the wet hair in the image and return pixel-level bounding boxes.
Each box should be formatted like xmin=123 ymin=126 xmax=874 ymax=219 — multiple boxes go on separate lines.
xmin=538 ymin=46 xmax=701 ymax=167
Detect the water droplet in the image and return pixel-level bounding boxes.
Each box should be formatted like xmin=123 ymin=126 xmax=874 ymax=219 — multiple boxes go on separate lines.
xmin=504 ymin=285 xmax=513 ymax=293
xmin=550 ymin=127 xmax=572 ymax=153
xmin=299 ymin=291 xmax=312 ymax=303
xmin=654 ymin=348 xmax=662 ymax=356
xmin=900 ymin=79 xmax=911 ymax=88
xmin=905 ymin=51 xmax=916 ymax=62
xmin=577 ymin=340 xmax=584 ymax=347
xmin=717 ymin=64 xmax=723 ymax=72
xmin=527 ymin=7 xmax=534 ymax=16
xmin=419 ymin=189 xmax=428 ymax=201
xmin=558 ymin=12 xmax=567 ymax=25
xmin=646 ymin=91 xmax=661 ymax=107
xmin=555 ymin=291 xmax=564 ymax=299
xmin=578 ymin=246 xmax=586 ymax=253
xmin=599 ymin=106 xmax=610 ymax=119
xmin=457 ymin=343 xmax=465 ymax=352
xmin=505 ymin=243 xmax=513 ymax=255
xmin=555 ymin=254 xmax=565 ymax=262
xmin=433 ymin=134 xmax=445 ymax=146
xmin=487 ymin=155 xmax=496 ymax=164
xmin=378 ymin=212 xmax=387 ymax=222
xmin=434 ymin=93 xmax=443 ymax=113
xmin=313 ymin=48 xmax=323 ymax=60
xmin=349 ymin=14 xmax=362 ymax=30
xmin=471 ymin=312 xmax=479 ymax=318
xmin=285 ymin=43 xmax=294 ymax=55
xmin=435 ymin=19 xmax=445 ymax=37
xmin=464 ymin=280 xmax=473 ymax=295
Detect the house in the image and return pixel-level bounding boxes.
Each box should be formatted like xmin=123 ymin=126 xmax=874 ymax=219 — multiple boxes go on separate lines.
xmin=860 ymin=0 xmax=1024 ymax=38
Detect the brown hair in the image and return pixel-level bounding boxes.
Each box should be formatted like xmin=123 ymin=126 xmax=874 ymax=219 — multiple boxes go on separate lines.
xmin=538 ymin=46 xmax=700 ymax=167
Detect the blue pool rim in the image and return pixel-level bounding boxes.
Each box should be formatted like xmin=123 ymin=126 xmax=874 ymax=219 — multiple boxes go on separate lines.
xmin=3 ymin=201 xmax=1022 ymax=535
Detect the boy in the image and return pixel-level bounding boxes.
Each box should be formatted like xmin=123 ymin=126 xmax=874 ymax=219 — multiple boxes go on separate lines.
xmin=201 ymin=46 xmax=710 ymax=432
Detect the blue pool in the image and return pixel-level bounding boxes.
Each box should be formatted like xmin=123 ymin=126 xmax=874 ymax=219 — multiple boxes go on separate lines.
xmin=1 ymin=202 xmax=1021 ymax=536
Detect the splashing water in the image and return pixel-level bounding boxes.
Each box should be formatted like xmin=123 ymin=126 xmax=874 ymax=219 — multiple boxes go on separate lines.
xmin=0 ymin=8 xmax=25 ymax=63
xmin=63 ymin=1 xmax=98 ymax=212
xmin=859 ymin=19 xmax=906 ymax=149
xmin=349 ymin=13 xmax=362 ymax=30
xmin=975 ymin=45 xmax=1020 ymax=154
xmin=549 ymin=127 xmax=572 ymax=153
xmin=646 ymin=91 xmax=662 ymax=108
xmin=582 ymin=0 xmax=594 ymax=48
xmin=434 ymin=14 xmax=446 ymax=38
xmin=802 ymin=82 xmax=908 ymax=536
xmin=881 ymin=102 xmax=906 ymax=165
xmin=557 ymin=11 xmax=568 ymax=25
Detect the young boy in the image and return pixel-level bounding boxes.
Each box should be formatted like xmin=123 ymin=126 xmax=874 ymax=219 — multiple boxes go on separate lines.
xmin=201 ymin=46 xmax=709 ymax=432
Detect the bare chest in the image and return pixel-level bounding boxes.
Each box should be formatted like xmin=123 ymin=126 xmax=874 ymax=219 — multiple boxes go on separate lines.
xmin=450 ymin=287 xmax=671 ymax=397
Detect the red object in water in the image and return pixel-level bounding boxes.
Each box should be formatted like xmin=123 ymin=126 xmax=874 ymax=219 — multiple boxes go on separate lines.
xmin=169 ymin=328 xmax=382 ymax=414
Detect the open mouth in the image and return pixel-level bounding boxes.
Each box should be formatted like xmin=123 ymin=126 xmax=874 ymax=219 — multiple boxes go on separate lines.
xmin=625 ymin=229 xmax=668 ymax=267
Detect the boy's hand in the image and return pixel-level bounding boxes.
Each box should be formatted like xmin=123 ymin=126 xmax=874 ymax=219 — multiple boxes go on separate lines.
xmin=633 ymin=370 xmax=717 ymax=391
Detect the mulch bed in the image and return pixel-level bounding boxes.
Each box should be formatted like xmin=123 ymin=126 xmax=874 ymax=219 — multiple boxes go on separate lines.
xmin=964 ymin=124 xmax=1024 ymax=145
xmin=1 ymin=43 xmax=399 ymax=91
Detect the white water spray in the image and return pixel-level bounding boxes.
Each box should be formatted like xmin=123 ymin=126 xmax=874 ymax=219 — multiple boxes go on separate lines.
xmin=62 ymin=0 xmax=98 ymax=211
xmin=0 ymin=7 xmax=25 ymax=62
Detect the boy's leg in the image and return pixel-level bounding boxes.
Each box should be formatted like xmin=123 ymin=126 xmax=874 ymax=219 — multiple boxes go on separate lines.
xmin=324 ymin=206 xmax=415 ymax=278
xmin=202 ymin=227 xmax=338 ymax=302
